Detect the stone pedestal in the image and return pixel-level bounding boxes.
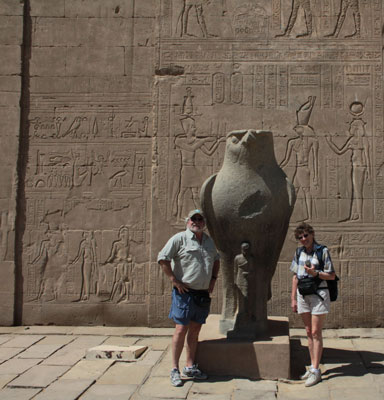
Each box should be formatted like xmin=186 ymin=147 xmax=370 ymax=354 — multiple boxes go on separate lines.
xmin=196 ymin=315 xmax=290 ymax=380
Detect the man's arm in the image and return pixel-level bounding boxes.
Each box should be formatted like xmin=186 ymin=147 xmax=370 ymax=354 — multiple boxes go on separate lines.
xmin=208 ymin=259 xmax=220 ymax=293
xmin=159 ymin=259 xmax=190 ymax=294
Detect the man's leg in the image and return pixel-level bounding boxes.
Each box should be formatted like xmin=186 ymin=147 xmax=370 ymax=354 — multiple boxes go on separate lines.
xmin=172 ymin=323 xmax=188 ymax=370
xmin=185 ymin=320 xmax=202 ymax=367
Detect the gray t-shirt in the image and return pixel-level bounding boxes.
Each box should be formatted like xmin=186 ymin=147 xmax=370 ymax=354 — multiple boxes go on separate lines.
xmin=157 ymin=228 xmax=219 ymax=290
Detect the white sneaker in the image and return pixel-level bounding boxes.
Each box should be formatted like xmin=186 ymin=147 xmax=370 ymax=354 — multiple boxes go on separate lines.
xmin=305 ymin=370 xmax=322 ymax=387
xmin=300 ymin=368 xmax=312 ymax=380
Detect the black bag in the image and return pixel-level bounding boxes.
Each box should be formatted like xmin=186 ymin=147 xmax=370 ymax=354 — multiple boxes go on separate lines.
xmin=189 ymin=289 xmax=211 ymax=309
xmin=327 ymin=275 xmax=339 ymax=302
xmin=297 ymin=277 xmax=321 ymax=297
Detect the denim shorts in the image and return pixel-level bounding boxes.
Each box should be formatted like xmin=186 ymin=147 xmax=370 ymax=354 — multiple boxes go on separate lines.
xmin=169 ymin=288 xmax=210 ymax=325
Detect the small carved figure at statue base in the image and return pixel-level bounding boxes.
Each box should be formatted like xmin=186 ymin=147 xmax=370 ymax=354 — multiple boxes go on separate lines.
xmin=227 ymin=242 xmax=268 ymax=339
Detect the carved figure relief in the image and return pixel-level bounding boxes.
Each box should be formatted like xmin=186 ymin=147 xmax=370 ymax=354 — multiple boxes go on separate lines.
xmin=234 ymin=242 xmax=257 ymax=321
xmin=0 ymin=211 xmax=12 ymax=261
xmin=173 ymin=86 xmax=225 ymax=220
xmin=232 ymin=3 xmax=268 ymax=38
xmin=28 ymin=227 xmax=67 ymax=301
xmin=70 ymin=231 xmax=98 ymax=301
xmin=325 ymin=0 xmax=361 ymax=38
xmin=100 ymin=226 xmax=133 ymax=303
xmin=325 ymin=101 xmax=371 ymax=221
xmin=280 ymin=97 xmax=319 ymax=221
xmin=176 ymin=0 xmax=216 ymax=38
xmin=276 ymin=0 xmax=313 ymax=38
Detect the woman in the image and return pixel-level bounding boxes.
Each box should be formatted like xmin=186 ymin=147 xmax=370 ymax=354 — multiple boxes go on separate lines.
xmin=290 ymin=223 xmax=335 ymax=387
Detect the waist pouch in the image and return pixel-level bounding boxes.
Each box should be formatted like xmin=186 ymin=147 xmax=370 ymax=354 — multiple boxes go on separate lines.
xmin=298 ymin=277 xmax=321 ymax=296
xmin=188 ymin=289 xmax=211 ymax=309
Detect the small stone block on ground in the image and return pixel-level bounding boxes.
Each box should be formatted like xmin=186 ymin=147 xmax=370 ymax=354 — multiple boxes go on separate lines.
xmin=85 ymin=345 xmax=147 ymax=361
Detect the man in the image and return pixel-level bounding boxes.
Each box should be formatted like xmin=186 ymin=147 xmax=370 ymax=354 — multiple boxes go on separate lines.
xmin=158 ymin=209 xmax=220 ymax=387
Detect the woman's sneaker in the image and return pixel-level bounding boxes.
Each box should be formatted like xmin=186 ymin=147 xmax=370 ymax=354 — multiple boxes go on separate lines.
xmin=300 ymin=368 xmax=312 ymax=380
xmin=305 ymin=370 xmax=322 ymax=387
xmin=182 ymin=364 xmax=208 ymax=380
xmin=170 ymin=368 xmax=183 ymax=387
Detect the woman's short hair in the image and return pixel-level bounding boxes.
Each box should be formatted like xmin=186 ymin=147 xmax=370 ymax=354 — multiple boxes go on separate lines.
xmin=294 ymin=223 xmax=314 ymax=239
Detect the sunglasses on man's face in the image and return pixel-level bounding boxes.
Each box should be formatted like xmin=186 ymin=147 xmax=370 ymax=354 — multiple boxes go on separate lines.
xmin=298 ymin=233 xmax=309 ymax=240
xmin=191 ymin=216 xmax=204 ymax=222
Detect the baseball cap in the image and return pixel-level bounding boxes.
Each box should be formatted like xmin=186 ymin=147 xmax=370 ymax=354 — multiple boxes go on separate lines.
xmin=187 ymin=209 xmax=205 ymax=219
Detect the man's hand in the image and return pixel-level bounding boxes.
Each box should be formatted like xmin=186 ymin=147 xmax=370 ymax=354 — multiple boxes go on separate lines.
xmin=208 ymin=277 xmax=216 ymax=293
xmin=172 ymin=278 xmax=189 ymax=294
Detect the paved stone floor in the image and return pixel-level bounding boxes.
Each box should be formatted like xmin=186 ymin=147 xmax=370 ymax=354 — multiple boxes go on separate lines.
xmin=0 ymin=324 xmax=383 ymax=399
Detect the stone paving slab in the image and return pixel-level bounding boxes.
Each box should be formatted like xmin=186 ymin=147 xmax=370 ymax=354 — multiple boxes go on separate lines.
xmin=17 ymin=343 xmax=65 ymax=359
xmin=38 ymin=335 xmax=75 ymax=346
xmin=188 ymin=393 xmax=231 ymax=400
xmin=61 ymin=359 xmax=114 ymax=380
xmin=98 ymin=363 xmax=152 ymax=385
xmin=0 ymin=347 xmax=25 ymax=360
xmin=139 ymin=376 xmax=193 ymax=399
xmin=0 ymin=387 xmax=41 ymax=400
xmin=189 ymin=379 xmax=238 ymax=395
xmin=352 ymin=338 xmax=384 ymax=367
xmin=32 ymin=378 xmax=94 ymax=400
xmin=277 ymin=381 xmax=330 ymax=399
xmin=70 ymin=327 xmax=130 ymax=336
xmin=41 ymin=346 xmax=86 ymax=366
xmin=0 ymin=358 xmax=42 ymax=375
xmin=78 ymin=383 xmax=138 ymax=400
xmin=0 ymin=336 xmax=13 ymax=345
xmin=0 ymin=374 xmax=18 ymax=389
xmin=8 ymin=364 xmax=70 ymax=388
xmin=102 ymin=336 xmax=139 ymax=347
xmin=290 ymin=328 xmax=384 ymax=339
xmin=42 ymin=336 xmax=108 ymax=366
xmin=136 ymin=350 xmax=163 ymax=366
xmin=21 ymin=326 xmax=74 ymax=335
xmin=136 ymin=337 xmax=171 ymax=351
xmin=328 ymin=387 xmax=379 ymax=400
xmin=0 ymin=335 xmax=44 ymax=348
xmin=232 ymin=390 xmax=276 ymax=400
xmin=232 ymin=379 xmax=277 ymax=392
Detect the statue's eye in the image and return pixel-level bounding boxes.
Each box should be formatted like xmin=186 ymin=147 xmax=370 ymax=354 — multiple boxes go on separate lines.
xmin=231 ymin=136 xmax=239 ymax=144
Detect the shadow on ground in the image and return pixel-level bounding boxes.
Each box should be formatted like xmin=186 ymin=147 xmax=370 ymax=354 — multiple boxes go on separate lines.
xmin=290 ymin=338 xmax=384 ymax=380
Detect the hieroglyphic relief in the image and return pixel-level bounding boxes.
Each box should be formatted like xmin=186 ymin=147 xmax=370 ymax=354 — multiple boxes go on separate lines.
xmin=153 ymin=0 xmax=383 ymax=328
xmin=325 ymin=0 xmax=361 ymax=38
xmin=25 ymin=223 xmax=146 ymax=304
xmin=325 ymin=101 xmax=372 ymax=221
xmin=24 ymin=101 xmax=152 ymax=311
xmin=280 ymin=97 xmax=319 ymax=221
xmin=276 ymin=0 xmax=313 ymax=38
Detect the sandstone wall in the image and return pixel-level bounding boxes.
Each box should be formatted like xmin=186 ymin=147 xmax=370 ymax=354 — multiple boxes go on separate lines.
xmin=1 ymin=0 xmax=383 ymax=327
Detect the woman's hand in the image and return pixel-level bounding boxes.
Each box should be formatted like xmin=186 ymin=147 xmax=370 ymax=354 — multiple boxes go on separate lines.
xmin=304 ymin=262 xmax=318 ymax=277
xmin=291 ymin=298 xmax=298 ymax=313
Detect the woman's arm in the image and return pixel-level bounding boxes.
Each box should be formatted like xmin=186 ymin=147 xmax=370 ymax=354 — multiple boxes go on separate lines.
xmin=291 ymin=274 xmax=298 ymax=313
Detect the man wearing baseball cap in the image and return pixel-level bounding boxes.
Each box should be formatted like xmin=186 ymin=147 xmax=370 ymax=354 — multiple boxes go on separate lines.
xmin=158 ymin=209 xmax=220 ymax=386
